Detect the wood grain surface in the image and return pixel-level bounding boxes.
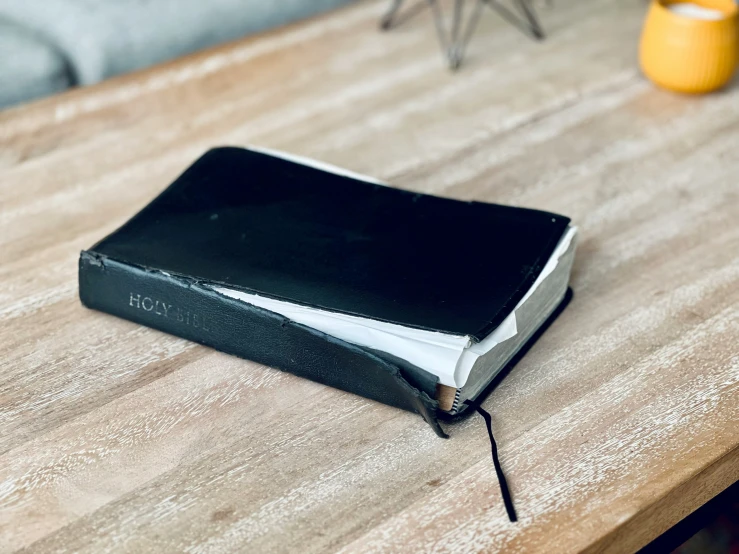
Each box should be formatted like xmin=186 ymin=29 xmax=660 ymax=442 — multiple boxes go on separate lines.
xmin=1 ymin=0 xmax=738 ymax=552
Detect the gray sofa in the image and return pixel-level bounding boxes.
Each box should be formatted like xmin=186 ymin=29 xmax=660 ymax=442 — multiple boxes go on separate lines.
xmin=0 ymin=0 xmax=354 ymax=109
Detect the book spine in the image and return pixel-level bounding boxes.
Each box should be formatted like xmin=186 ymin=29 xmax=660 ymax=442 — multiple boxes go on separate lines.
xmin=78 ymin=251 xmax=445 ymax=437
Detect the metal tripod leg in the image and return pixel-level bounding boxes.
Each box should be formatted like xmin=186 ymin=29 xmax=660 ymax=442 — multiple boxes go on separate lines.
xmin=380 ymin=0 xmax=455 ymax=68
xmin=380 ymin=0 xmax=428 ymax=30
xmin=483 ymin=0 xmax=545 ymax=40
xmin=448 ymin=0 xmax=484 ymax=69
xmin=380 ymin=0 xmax=545 ymax=69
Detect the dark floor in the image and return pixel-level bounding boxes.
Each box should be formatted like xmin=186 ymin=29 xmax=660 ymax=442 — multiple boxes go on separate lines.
xmin=638 ymin=481 xmax=739 ymax=554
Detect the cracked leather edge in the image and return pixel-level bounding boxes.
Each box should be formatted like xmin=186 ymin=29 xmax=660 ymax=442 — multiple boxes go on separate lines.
xmin=79 ymin=250 xmax=447 ymax=438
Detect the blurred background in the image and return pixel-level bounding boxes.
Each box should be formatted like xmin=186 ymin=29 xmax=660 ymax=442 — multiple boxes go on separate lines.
xmin=0 ymin=0 xmax=353 ymax=109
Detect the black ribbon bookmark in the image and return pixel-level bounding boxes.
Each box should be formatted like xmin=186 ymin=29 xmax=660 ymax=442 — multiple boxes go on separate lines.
xmin=467 ymin=401 xmax=517 ymax=522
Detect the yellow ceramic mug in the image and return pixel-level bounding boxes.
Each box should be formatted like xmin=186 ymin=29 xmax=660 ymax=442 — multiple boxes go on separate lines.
xmin=640 ymin=0 xmax=739 ymax=93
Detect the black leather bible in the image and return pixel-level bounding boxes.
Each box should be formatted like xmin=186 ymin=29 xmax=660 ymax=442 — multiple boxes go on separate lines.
xmin=79 ymin=147 xmax=577 ymax=437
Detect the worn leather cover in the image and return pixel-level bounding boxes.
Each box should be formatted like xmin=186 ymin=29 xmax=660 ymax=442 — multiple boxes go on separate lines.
xmin=88 ymin=147 xmax=570 ymax=341
xmin=78 ymin=147 xmax=572 ymax=436
xmin=79 ymin=252 xmax=447 ymax=436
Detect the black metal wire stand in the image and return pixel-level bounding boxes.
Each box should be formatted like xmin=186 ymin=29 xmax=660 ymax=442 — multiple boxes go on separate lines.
xmin=380 ymin=0 xmax=545 ymax=69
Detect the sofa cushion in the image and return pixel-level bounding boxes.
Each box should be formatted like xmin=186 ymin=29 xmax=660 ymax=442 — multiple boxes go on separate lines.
xmin=0 ymin=0 xmax=355 ymax=87
xmin=0 ymin=18 xmax=72 ymax=109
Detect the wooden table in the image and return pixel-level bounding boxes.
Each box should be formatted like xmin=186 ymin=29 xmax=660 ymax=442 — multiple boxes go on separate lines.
xmin=1 ymin=0 xmax=738 ymax=552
